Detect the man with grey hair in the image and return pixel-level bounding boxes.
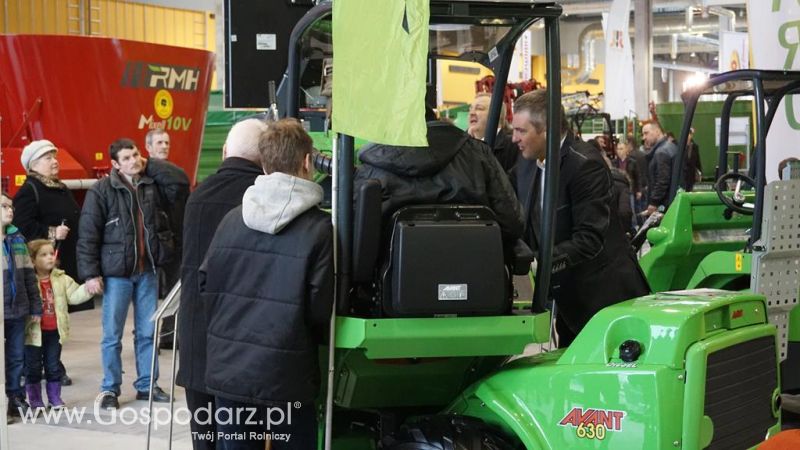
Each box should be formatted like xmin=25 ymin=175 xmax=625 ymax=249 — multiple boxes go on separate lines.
xmin=511 ymin=89 xmax=649 ymax=346
xmin=176 ymin=117 xmax=268 ymax=450
xmin=145 ymin=129 xmax=171 ymax=160
xmin=142 ymin=129 xmax=188 ymax=348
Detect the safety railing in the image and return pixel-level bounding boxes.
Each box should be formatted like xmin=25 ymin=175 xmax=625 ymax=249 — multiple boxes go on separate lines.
xmin=146 ymin=280 xmax=181 ymax=450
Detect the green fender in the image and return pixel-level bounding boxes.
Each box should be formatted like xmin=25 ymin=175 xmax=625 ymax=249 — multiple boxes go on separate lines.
xmin=445 ymin=351 xmax=686 ymax=449
xmin=445 ymin=292 xmax=780 ymax=449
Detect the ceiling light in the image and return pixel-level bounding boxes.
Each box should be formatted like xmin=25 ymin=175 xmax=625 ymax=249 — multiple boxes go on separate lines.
xmin=683 ymin=72 xmax=708 ymax=92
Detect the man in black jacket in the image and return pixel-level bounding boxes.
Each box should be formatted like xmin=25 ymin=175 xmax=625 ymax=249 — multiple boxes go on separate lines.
xmin=176 ymin=117 xmax=267 ymax=450
xmin=144 ymin=157 xmax=189 ymax=291
xmin=77 ymin=138 xmax=173 ymax=409
xmin=201 ymin=119 xmax=333 ymax=450
xmin=355 ymin=108 xmax=524 ymax=242
xmin=643 ymin=122 xmax=678 ymax=214
xmin=512 ymin=90 xmax=650 ymax=346
xmin=142 ymin=156 xmax=190 ymax=349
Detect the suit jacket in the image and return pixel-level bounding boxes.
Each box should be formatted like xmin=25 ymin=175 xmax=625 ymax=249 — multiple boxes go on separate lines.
xmin=519 ymin=133 xmax=650 ymax=333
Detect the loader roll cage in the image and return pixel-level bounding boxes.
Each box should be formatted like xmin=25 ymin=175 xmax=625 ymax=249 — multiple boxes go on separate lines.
xmin=669 ymin=69 xmax=800 ymax=248
xmin=284 ymin=0 xmax=564 ymax=315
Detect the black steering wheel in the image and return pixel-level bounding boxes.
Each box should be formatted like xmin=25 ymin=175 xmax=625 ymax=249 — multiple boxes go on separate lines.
xmin=714 ymin=172 xmax=756 ymax=215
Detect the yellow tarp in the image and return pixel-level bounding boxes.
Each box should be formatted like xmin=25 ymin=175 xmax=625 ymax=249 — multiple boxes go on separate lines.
xmin=332 ymin=0 xmax=429 ymax=146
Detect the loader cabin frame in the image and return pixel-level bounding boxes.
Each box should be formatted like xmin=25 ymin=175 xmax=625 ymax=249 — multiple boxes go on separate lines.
xmin=284 ymin=0 xmax=564 ymax=315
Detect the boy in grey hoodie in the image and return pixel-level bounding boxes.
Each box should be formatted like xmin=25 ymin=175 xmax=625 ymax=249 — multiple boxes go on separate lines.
xmin=200 ymin=119 xmax=333 ymax=450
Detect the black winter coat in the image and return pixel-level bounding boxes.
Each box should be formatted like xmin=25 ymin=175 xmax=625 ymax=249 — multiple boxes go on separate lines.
xmin=77 ymin=170 xmax=173 ymax=280
xmin=144 ymin=158 xmax=190 ymax=289
xmin=200 ymin=206 xmax=333 ymax=405
xmin=12 ymin=175 xmax=81 ymax=280
xmin=631 ymin=148 xmax=649 ymax=192
xmin=144 ymin=158 xmax=190 ymax=251
xmin=611 ymin=168 xmax=633 ymax=233
xmin=647 ymin=137 xmax=678 ymax=208
xmin=519 ymin=134 xmax=650 ymax=334
xmin=355 ymin=121 xmax=524 ymax=240
xmin=176 ymin=157 xmax=262 ymax=392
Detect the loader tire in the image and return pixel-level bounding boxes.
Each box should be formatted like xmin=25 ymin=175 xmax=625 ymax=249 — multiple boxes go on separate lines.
xmin=381 ymin=415 xmax=522 ymax=450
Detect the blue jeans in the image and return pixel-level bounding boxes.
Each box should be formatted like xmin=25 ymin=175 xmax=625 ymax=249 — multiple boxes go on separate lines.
xmin=4 ymin=317 xmax=25 ymax=397
xmin=101 ymin=272 xmax=159 ymax=394
xmin=25 ymin=330 xmax=63 ymax=384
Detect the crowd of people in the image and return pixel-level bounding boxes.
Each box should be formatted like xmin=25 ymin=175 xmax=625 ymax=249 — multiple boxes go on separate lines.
xmin=3 ymin=129 xmax=184 ymax=417
xmin=3 ymin=91 xmax=703 ymax=448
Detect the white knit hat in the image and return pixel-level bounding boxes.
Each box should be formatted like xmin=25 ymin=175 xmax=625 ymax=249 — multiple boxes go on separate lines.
xmin=20 ymin=140 xmax=57 ymax=172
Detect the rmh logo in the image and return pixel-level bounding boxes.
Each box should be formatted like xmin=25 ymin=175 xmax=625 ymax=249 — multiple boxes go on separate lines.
xmin=122 ymin=61 xmax=200 ymax=92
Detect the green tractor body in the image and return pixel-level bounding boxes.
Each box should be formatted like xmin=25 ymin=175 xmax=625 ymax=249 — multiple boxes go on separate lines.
xmin=639 ymin=191 xmax=754 ymax=293
xmin=448 ymin=292 xmax=779 ymax=449
xmin=637 ymin=71 xmax=800 ymax=395
xmin=324 ymin=292 xmax=780 ymax=449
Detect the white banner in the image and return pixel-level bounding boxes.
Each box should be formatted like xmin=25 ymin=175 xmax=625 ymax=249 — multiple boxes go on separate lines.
xmin=719 ymin=31 xmax=749 ymax=72
xmin=509 ymin=30 xmax=532 ymax=83
xmin=747 ymin=1 xmax=800 ymax=181
xmin=603 ymin=0 xmax=635 ymax=119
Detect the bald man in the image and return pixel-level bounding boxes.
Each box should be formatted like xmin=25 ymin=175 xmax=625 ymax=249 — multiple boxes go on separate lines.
xmin=642 ymin=122 xmax=677 ymax=214
xmin=176 ymin=118 xmax=268 ymax=450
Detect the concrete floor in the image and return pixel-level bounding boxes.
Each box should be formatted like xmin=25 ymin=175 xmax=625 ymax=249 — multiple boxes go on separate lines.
xmin=7 ymin=299 xmax=192 ymax=449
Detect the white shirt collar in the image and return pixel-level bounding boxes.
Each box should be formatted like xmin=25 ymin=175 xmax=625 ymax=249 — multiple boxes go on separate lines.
xmin=536 ymin=135 xmax=567 ymax=170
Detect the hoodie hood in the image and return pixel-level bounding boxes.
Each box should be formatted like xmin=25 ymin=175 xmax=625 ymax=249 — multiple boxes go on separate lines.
xmin=242 ymin=172 xmax=324 ymax=235
xmin=358 ymin=122 xmax=468 ymax=177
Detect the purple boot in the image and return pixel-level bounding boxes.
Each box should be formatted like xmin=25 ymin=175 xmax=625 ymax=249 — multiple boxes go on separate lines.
xmin=45 ymin=381 xmax=65 ymax=409
xmin=25 ymin=384 xmax=44 ymax=410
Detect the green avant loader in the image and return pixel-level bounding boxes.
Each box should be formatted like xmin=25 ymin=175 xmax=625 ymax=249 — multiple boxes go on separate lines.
xmin=639 ymin=70 xmax=800 ymax=395
xmin=276 ymin=2 xmax=785 ymax=448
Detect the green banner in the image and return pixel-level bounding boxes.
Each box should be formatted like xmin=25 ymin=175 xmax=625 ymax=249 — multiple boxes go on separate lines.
xmin=332 ymin=0 xmax=429 ymax=146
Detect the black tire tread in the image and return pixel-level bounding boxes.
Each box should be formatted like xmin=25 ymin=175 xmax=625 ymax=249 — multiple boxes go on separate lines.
xmin=381 ymin=415 xmax=521 ymax=450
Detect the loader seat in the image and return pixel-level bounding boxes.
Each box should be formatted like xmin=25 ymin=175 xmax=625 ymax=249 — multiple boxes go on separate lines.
xmin=352 ymin=179 xmax=532 ymax=318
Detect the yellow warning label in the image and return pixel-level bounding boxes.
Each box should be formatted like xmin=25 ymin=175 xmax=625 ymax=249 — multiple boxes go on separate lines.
xmin=95 ymin=152 xmax=103 ymax=161
xmin=14 ymin=175 xmax=26 ymax=186
xmin=735 ymin=253 xmax=743 ymax=272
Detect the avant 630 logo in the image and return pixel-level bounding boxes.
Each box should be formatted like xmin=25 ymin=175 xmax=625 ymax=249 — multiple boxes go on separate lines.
xmin=559 ymin=407 xmax=625 ymax=441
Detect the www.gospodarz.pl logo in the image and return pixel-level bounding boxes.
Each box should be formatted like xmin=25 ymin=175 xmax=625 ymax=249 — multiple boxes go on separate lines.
xmin=16 ymin=395 xmax=301 ymax=434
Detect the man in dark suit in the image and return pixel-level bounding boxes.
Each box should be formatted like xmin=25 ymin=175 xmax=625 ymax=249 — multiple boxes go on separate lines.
xmin=511 ymin=90 xmax=650 ymax=347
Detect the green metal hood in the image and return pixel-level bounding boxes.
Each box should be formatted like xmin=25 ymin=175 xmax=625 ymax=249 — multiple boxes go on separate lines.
xmin=557 ymin=290 xmax=768 ymax=368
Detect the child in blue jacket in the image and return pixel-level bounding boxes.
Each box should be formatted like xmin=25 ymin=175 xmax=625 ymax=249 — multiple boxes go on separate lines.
xmin=2 ymin=192 xmax=43 ymax=417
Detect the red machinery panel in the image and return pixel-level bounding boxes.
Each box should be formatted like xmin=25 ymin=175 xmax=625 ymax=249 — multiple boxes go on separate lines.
xmin=0 ymin=35 xmax=215 ymax=196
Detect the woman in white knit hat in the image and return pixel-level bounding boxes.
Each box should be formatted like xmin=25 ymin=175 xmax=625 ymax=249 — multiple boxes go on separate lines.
xmin=12 ymin=140 xmax=86 ymax=386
